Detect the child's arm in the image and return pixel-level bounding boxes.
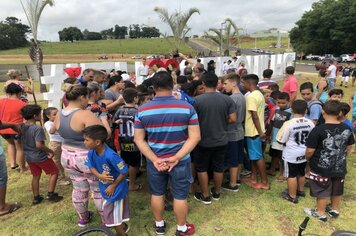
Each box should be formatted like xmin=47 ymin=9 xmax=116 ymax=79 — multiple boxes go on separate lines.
xmin=36 ymin=141 xmax=54 ymax=158
xmin=0 ymin=121 xmax=21 ymax=133
xmin=105 ymin=173 xmax=126 ymax=197
xmin=89 ymin=167 xmax=114 ymax=183
xmin=251 ymin=110 xmax=266 ymax=140
xmin=305 ymin=147 xmax=315 ymax=161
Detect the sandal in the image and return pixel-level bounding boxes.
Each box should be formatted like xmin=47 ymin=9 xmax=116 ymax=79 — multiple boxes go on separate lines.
xmin=250 ymin=182 xmax=270 ymax=190
xmin=10 ymin=164 xmax=19 ymax=170
xmin=0 ymin=202 xmax=22 ymax=216
xmin=242 ymin=177 xmax=257 ymax=184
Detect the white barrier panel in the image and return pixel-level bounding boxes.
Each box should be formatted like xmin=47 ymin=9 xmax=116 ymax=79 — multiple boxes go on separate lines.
xmin=42 ymin=64 xmax=66 ymax=109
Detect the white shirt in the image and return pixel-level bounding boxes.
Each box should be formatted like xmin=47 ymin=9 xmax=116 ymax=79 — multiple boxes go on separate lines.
xmin=327 ymin=64 xmax=337 ymax=78
xmin=276 ymin=117 xmax=315 ymax=163
xmin=44 ymin=121 xmax=63 ymax=143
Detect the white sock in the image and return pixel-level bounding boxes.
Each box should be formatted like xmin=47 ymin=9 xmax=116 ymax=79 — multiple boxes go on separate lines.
xmin=177 ymin=224 xmax=188 ymax=232
xmin=155 ymin=220 xmax=164 ymax=227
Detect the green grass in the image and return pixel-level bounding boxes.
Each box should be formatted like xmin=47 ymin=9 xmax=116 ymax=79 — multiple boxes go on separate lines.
xmin=0 ymin=38 xmax=193 ymax=55
xmin=1 ymin=75 xmax=356 ymax=235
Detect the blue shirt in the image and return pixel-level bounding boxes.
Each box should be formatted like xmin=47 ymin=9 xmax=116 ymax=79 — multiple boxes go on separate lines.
xmin=343 ymin=119 xmax=353 ymax=130
xmin=85 ymin=144 xmax=128 ymax=202
xmin=306 ymin=100 xmax=322 ymax=121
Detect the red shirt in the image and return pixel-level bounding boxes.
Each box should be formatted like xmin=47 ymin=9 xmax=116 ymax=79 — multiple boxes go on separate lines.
xmin=0 ymin=98 xmax=26 ymax=134
xmin=282 ymin=75 xmax=298 ymax=97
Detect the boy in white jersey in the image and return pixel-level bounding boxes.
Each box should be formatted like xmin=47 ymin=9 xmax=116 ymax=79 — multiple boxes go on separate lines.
xmin=276 ymin=100 xmax=315 ymax=203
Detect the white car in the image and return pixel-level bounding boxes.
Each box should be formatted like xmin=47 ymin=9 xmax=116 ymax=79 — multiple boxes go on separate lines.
xmin=305 ymin=54 xmax=321 ymax=60
xmin=340 ymin=54 xmax=355 ymax=62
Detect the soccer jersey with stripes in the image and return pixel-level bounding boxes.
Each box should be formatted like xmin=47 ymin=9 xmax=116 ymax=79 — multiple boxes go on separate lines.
xmin=134 ymin=96 xmax=199 ymax=161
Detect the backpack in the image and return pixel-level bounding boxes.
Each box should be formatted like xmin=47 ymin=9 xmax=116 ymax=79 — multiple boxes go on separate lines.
xmin=307 ymin=99 xmax=324 ymax=125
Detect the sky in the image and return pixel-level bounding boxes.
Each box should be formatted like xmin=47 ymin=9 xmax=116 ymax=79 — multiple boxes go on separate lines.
xmin=1 ymin=0 xmax=318 ymax=41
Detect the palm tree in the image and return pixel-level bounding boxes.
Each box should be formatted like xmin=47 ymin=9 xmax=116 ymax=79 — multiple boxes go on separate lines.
xmin=154 ymin=6 xmax=200 ymax=50
xmin=20 ymin=0 xmax=54 ymax=92
xmin=203 ymin=18 xmax=242 ymax=56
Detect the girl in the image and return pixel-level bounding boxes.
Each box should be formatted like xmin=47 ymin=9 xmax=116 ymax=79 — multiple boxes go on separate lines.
xmin=43 ymin=107 xmax=70 ymax=186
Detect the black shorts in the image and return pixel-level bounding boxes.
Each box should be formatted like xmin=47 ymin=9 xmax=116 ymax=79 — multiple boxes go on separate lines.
xmin=269 ymin=147 xmax=282 ymax=158
xmin=1 ymin=134 xmax=19 ymax=140
xmin=283 ymin=161 xmax=306 ymax=178
xmin=309 ymin=173 xmax=344 ymax=198
xmin=194 ymin=145 xmax=227 ymax=173
xmin=120 ymin=151 xmax=141 ymax=168
xmin=224 ymin=140 xmax=245 ymax=168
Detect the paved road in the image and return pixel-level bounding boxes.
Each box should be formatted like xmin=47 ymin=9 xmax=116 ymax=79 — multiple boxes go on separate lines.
xmin=295 ymin=63 xmax=317 ymax=73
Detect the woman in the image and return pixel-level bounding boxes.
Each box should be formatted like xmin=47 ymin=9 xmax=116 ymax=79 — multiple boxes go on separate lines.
xmin=315 ymin=69 xmax=329 ymax=103
xmin=0 ymin=83 xmax=27 ymax=172
xmin=54 ymin=85 xmax=110 ymax=227
xmin=5 ymin=70 xmax=34 ymax=103
xmin=103 ymin=76 xmax=125 ymax=112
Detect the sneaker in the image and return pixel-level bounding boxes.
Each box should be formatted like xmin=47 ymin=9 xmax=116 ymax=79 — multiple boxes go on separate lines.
xmin=46 ymin=192 xmax=64 ymax=202
xmin=237 ymin=180 xmax=241 ymax=187
xmin=194 ymin=192 xmax=212 ymax=205
xmin=222 ymin=182 xmax=239 ymax=192
xmin=304 ymin=208 xmax=327 ymax=222
xmin=32 ymin=195 xmax=44 ymax=205
xmin=210 ymin=187 xmax=221 ymax=200
xmin=241 ymin=169 xmax=251 ymax=177
xmin=153 ymin=221 xmax=167 ymax=235
xmin=123 ymin=222 xmax=130 ymax=234
xmin=175 ymin=223 xmax=195 ymax=236
xmin=281 ymin=191 xmax=298 ymax=204
xmin=326 ymin=205 xmax=340 ymax=218
xmin=297 ymin=190 xmax=306 ymax=198
xmin=78 ymin=211 xmax=94 ymax=227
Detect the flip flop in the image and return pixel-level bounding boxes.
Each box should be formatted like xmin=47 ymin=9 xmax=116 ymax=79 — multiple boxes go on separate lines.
xmin=0 ymin=202 xmax=22 ymax=217
xmin=10 ymin=164 xmax=19 ymax=170
xmin=242 ymin=177 xmax=257 ymax=184
xmin=129 ymin=184 xmax=142 ymax=192
xmin=250 ymin=182 xmax=270 ymax=190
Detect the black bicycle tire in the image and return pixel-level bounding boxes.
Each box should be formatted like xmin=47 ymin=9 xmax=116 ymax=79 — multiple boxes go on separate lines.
xmin=73 ymin=226 xmax=116 ymax=236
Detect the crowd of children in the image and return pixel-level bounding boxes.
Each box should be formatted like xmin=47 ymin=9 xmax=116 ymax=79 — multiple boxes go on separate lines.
xmin=0 ymin=59 xmax=356 ymax=235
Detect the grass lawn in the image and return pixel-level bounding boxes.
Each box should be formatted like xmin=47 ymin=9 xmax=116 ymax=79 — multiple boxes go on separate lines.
xmin=0 ymin=75 xmax=356 ymax=235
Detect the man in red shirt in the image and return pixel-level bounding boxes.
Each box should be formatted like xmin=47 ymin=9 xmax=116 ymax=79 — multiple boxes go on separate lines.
xmin=282 ymin=66 xmax=298 ymax=104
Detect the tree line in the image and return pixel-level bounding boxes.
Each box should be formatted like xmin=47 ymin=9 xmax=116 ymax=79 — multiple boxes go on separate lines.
xmin=58 ymin=24 xmax=160 ymax=42
xmin=0 ymin=17 xmax=30 ymax=50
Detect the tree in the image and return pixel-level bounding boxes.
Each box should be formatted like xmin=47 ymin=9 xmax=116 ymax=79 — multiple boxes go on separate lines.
xmin=20 ymin=0 xmax=54 ymax=92
xmin=141 ymin=26 xmax=160 ymax=38
xmin=82 ymin=29 xmax=89 ymax=40
xmin=154 ymin=6 xmax=200 ymax=50
xmin=290 ymin=0 xmax=356 ymax=54
xmin=0 ymin=17 xmax=30 ymax=50
xmin=58 ymin=26 xmax=83 ymax=42
xmin=86 ymin=31 xmax=102 ymax=40
xmin=129 ymin=24 xmax=141 ymax=38
xmin=113 ymin=25 xmax=127 ymax=39
xmin=100 ymin=28 xmax=113 ymax=39
xmin=203 ymin=18 xmax=242 ymax=55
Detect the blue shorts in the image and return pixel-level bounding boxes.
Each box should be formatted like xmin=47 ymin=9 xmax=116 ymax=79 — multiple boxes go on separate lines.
xmin=146 ymin=158 xmax=193 ymax=200
xmin=224 ymin=140 xmax=245 ymax=168
xmin=246 ymin=136 xmax=263 ymax=161
xmin=327 ymin=77 xmax=336 ymax=89
xmin=0 ymin=153 xmax=8 ymax=188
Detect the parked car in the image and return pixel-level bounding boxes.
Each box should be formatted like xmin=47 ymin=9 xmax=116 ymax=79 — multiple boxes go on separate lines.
xmin=252 ymin=48 xmax=263 ymax=53
xmin=305 ymin=54 xmax=321 ymax=60
xmin=131 ymin=55 xmax=142 ymax=59
xmin=147 ymin=54 xmax=158 ymax=59
xmin=315 ymin=59 xmax=343 ymax=71
xmin=340 ymin=54 xmax=355 ymax=62
xmin=319 ymin=54 xmax=342 ymax=63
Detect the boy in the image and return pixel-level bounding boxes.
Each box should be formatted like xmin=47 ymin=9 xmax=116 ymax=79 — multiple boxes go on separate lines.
xmin=304 ymin=100 xmax=355 ymax=222
xmin=340 ymin=63 xmax=352 ymax=88
xmin=241 ymin=74 xmax=269 ymax=190
xmin=267 ymin=92 xmax=292 ymax=179
xmin=258 ymin=69 xmax=277 ymax=90
xmin=282 ymin=66 xmax=298 ymax=104
xmin=300 ymin=82 xmax=322 ymax=124
xmin=20 ymin=104 xmax=63 ymax=204
xmin=276 ymin=100 xmax=315 ymax=203
xmin=113 ymin=88 xmax=142 ymax=191
xmin=84 ymin=125 xmax=129 ymax=236
xmin=328 ymin=89 xmax=344 ymax=101
xmin=339 ymin=102 xmax=353 ymax=130
xmin=222 ymin=73 xmax=246 ymax=192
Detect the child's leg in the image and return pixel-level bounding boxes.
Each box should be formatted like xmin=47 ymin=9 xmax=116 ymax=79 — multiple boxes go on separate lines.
xmin=297 ymin=176 xmax=305 ymax=192
xmin=32 ymin=174 xmax=41 ymax=197
xmin=267 ymin=155 xmax=278 ymax=175
xmin=128 ymin=166 xmax=139 ymax=190
xmin=250 ymin=161 xmax=258 ymax=181
xmin=4 ymin=138 xmax=16 ymax=168
xmin=256 ymin=159 xmax=268 ymax=185
xmin=113 ymin=224 xmax=126 ymax=236
xmin=49 ymin=142 xmax=65 ymax=179
xmin=330 ymin=195 xmax=342 ymax=211
xmin=47 ymin=172 xmax=58 ymax=193
xmin=316 ymin=198 xmax=328 ymax=215
xmin=287 ymin=177 xmax=297 ymax=198
xmin=14 ymin=139 xmax=26 ymax=172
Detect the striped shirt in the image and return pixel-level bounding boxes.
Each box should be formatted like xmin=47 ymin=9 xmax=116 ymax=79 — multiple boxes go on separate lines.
xmin=134 ymin=96 xmax=199 ymax=161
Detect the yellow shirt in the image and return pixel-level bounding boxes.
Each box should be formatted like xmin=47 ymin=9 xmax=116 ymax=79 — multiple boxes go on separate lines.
xmin=245 ymin=90 xmax=266 ymax=137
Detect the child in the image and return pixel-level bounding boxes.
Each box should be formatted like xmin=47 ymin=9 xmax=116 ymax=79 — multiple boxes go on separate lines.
xmin=267 ymin=92 xmax=292 ymax=180
xmin=43 ymin=107 xmax=70 ymax=186
xmin=113 ymin=88 xmax=142 ymax=191
xmin=276 ymin=100 xmax=315 ymax=203
xmin=339 ymin=103 xmax=353 ymax=130
xmin=340 ymin=63 xmax=352 ymax=88
xmin=304 ymin=100 xmax=355 ymax=222
xmin=20 ymin=104 xmax=63 ymax=204
xmin=241 ymin=74 xmax=269 ymax=190
xmin=328 ymin=89 xmax=343 ymax=102
xmin=83 ymin=125 xmax=129 ymax=236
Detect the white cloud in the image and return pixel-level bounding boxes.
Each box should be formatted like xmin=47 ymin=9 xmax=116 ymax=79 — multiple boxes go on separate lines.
xmin=0 ymin=0 xmax=318 ymax=41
